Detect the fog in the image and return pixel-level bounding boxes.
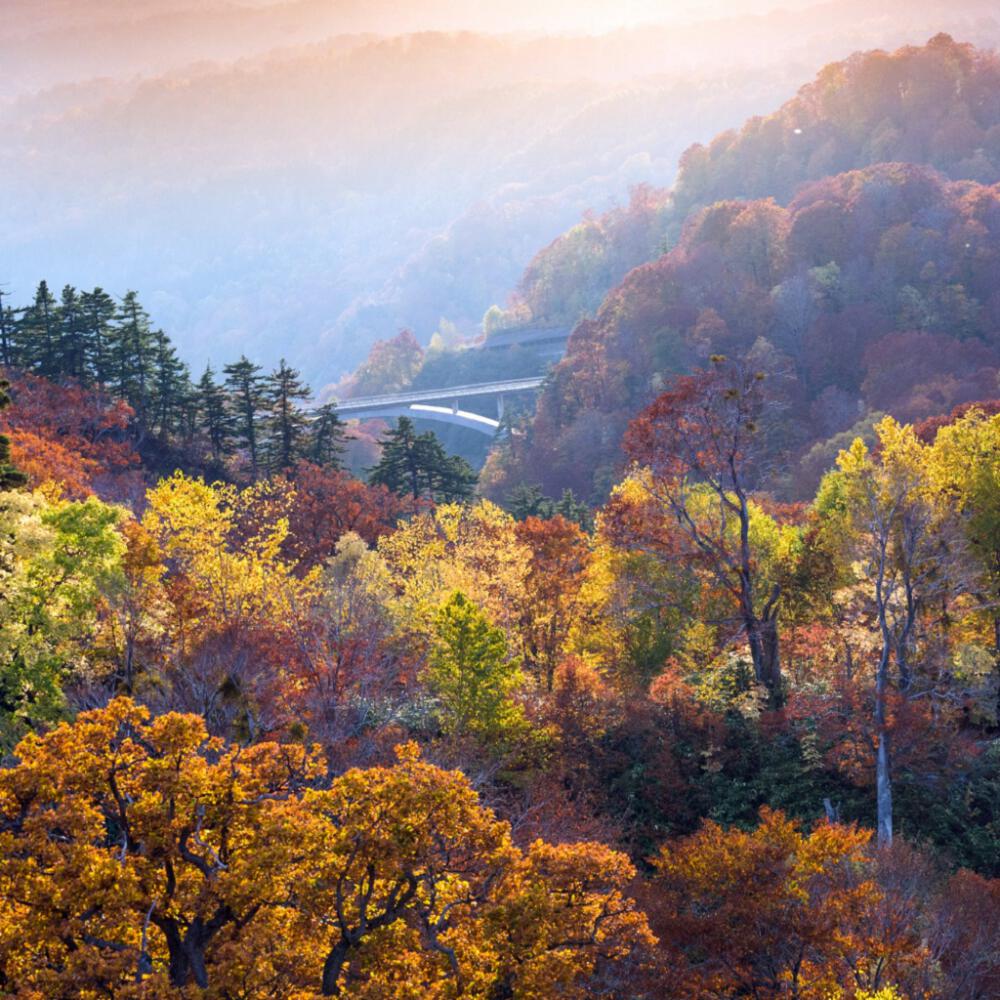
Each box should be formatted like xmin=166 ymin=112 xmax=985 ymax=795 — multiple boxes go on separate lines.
xmin=3 ymin=0 xmax=999 ymax=384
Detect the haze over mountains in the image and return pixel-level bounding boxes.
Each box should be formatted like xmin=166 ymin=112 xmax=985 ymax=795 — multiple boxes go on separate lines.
xmin=3 ymin=1 xmax=824 ymax=91
xmin=3 ymin=0 xmax=1000 ymax=385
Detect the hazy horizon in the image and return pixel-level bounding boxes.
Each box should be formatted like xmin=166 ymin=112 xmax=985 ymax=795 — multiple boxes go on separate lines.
xmin=4 ymin=0 xmax=1000 ymax=386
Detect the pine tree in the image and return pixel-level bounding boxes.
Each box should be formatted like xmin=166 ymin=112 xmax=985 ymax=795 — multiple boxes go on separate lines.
xmin=112 ymin=292 xmax=156 ymax=416
xmin=505 ymin=483 xmax=592 ymax=531
xmin=368 ymin=417 xmax=427 ymax=499
xmin=0 ymin=380 xmax=26 ymax=491
xmin=0 ymin=289 xmax=15 ymax=368
xmin=176 ymin=378 xmax=202 ymax=451
xmin=506 ymin=483 xmax=551 ymax=520
xmin=57 ymin=286 xmax=88 ymax=379
xmin=197 ymin=365 xmax=233 ymax=463
xmin=263 ymin=358 xmax=311 ymax=474
xmin=430 ymin=453 xmax=478 ymax=504
xmin=80 ymin=288 xmax=117 ymax=386
xmin=554 ymin=489 xmax=594 ymax=532
xmin=224 ymin=355 xmax=266 ymax=480
xmin=368 ymin=417 xmax=476 ymax=502
xmin=308 ymin=402 xmax=347 ymax=469
xmin=13 ymin=282 xmax=59 ymax=375
xmin=149 ymin=329 xmax=189 ymax=437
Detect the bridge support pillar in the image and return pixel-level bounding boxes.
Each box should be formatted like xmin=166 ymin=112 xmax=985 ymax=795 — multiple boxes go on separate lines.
xmin=497 ymin=394 xmax=505 ymax=422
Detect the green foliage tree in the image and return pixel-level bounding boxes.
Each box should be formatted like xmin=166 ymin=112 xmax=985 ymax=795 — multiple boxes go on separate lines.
xmin=264 ymin=357 xmax=311 ymax=474
xmin=224 ymin=355 xmax=267 ymax=480
xmin=0 ymin=380 xmax=26 ymax=492
xmin=423 ymin=590 xmax=526 ymax=744
xmin=368 ymin=416 xmax=476 ymax=502
xmin=0 ymin=493 xmax=124 ymax=746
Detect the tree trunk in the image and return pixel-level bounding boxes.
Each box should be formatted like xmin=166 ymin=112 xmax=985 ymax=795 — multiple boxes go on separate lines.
xmin=322 ymin=939 xmax=351 ymax=996
xmin=158 ymin=920 xmax=197 ymax=989
xmin=747 ymin=616 xmax=782 ymax=705
xmin=874 ymin=644 xmax=893 ymax=847
xmin=156 ymin=912 xmax=227 ymax=989
xmin=876 ymin=729 xmax=892 ymax=847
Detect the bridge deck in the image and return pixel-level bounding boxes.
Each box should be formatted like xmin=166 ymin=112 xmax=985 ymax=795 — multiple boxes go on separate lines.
xmin=481 ymin=327 xmax=570 ymax=350
xmin=335 ymin=376 xmax=544 ymax=412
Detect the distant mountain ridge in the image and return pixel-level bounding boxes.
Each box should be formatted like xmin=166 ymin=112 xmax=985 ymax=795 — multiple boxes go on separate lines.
xmin=5 ymin=3 xmax=1000 ymax=387
xmin=483 ymin=34 xmax=1000 ymax=502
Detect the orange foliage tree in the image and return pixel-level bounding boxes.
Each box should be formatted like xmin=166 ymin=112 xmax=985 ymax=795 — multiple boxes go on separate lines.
xmin=651 ymin=808 xmax=925 ymax=998
xmin=0 ymin=699 xmax=655 ymax=998
xmin=514 ymin=514 xmax=592 ymax=691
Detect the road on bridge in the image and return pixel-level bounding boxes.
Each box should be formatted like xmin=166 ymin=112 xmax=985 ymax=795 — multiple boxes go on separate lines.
xmin=328 ymin=376 xmax=546 ymax=436
xmin=333 ymin=376 xmax=545 ymax=413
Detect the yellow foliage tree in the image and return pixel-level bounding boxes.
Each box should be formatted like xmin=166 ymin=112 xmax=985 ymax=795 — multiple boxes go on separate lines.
xmin=366 ymin=500 xmax=530 ymax=651
xmin=928 ymin=406 xmax=1000 ymax=720
xmin=142 ymin=471 xmax=318 ymax=634
xmin=822 ymin=416 xmax=973 ymax=844
xmin=0 ymin=697 xmax=324 ymax=997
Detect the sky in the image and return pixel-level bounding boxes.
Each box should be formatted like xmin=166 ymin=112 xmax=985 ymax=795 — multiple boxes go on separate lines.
xmin=11 ymin=1 xmax=819 ymax=35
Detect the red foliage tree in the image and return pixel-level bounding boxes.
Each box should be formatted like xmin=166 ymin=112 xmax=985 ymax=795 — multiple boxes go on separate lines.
xmin=283 ymin=461 xmax=416 ymax=568
xmin=623 ymin=357 xmax=784 ymax=700
xmin=0 ymin=371 xmax=141 ymax=500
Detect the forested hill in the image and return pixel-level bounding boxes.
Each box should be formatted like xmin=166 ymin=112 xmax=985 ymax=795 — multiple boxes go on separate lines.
xmin=498 ymin=33 xmax=1000 ymax=335
xmin=9 ymin=4 xmax=1000 ymax=383
xmin=672 ymin=31 xmax=1000 ymax=213
xmin=485 ymin=35 xmax=1000 ymax=502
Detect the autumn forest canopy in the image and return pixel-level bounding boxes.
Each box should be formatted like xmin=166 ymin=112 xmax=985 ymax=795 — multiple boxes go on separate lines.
xmin=4 ymin=13 xmax=1000 ymax=999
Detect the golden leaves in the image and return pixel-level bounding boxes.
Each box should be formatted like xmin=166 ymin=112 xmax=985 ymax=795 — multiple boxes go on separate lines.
xmin=0 ymin=700 xmax=651 ymax=998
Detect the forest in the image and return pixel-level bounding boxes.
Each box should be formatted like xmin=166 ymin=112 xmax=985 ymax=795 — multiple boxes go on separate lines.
xmin=483 ymin=34 xmax=1000 ymax=503
xmin=2 ymin=17 xmax=1000 ymax=1000
xmin=3 ymin=323 xmax=1000 ymax=995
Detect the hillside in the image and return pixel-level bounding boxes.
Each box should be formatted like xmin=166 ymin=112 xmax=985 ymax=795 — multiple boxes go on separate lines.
xmin=0 ymin=29 xmax=800 ymax=381
xmin=6 ymin=2 xmax=1000 ymax=389
xmin=486 ymin=34 xmax=1000 ymax=502
xmin=498 ymin=31 xmax=1000 ymax=335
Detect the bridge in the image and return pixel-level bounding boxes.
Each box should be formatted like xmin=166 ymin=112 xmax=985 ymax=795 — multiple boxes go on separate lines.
xmin=481 ymin=326 xmax=570 ymax=361
xmin=333 ymin=376 xmax=545 ymax=435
